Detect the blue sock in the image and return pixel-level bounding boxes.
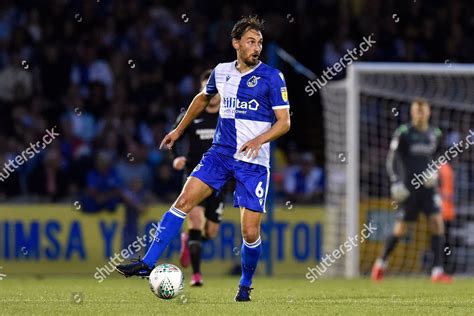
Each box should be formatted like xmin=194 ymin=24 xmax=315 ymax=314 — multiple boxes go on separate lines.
xmin=142 ymin=206 xmax=186 ymax=268
xmin=239 ymin=236 xmax=262 ymax=287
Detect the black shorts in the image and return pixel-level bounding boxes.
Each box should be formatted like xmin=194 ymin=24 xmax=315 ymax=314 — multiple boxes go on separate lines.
xmin=198 ymin=191 xmax=225 ymax=223
xmin=397 ymin=187 xmax=441 ymax=222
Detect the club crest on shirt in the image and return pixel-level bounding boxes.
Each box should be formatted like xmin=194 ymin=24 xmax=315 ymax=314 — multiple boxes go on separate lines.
xmin=281 ymin=87 xmax=288 ymax=102
xmin=247 ymin=75 xmax=261 ymax=87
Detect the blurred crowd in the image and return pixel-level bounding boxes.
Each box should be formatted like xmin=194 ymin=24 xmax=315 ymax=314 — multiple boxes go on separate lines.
xmin=0 ymin=0 xmax=472 ymax=205
xmin=319 ymin=0 xmax=473 ymax=71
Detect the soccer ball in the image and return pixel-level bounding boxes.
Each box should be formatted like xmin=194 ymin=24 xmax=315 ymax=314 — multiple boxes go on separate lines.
xmin=148 ymin=264 xmax=184 ymax=299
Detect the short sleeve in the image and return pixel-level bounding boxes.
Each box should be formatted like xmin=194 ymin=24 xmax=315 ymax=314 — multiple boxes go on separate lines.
xmin=204 ymin=67 xmax=218 ymax=95
xmin=269 ymin=70 xmax=290 ymax=109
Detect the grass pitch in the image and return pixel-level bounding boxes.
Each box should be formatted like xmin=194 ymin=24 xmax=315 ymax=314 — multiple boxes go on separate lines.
xmin=0 ymin=275 xmax=473 ymax=315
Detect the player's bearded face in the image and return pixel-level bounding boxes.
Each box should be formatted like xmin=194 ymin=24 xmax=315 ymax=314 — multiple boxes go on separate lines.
xmin=234 ymin=29 xmax=263 ymax=66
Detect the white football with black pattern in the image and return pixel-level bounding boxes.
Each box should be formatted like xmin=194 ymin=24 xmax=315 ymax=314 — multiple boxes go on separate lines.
xmin=148 ymin=264 xmax=184 ymax=299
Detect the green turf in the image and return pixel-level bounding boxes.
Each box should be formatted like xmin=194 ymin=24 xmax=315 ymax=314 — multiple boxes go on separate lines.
xmin=0 ymin=275 xmax=473 ymax=315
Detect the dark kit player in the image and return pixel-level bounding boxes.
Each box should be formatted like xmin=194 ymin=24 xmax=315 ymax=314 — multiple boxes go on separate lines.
xmin=172 ymin=69 xmax=225 ymax=286
xmin=371 ymin=99 xmax=452 ymax=283
xmin=116 ymin=15 xmax=291 ymax=301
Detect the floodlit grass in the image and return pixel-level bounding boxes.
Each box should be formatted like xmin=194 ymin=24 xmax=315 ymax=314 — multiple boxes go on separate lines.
xmin=1 ymin=275 xmax=473 ymax=315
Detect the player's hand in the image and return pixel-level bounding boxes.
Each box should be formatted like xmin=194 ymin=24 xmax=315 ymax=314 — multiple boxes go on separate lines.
xmin=239 ymin=137 xmax=264 ymax=159
xmin=423 ymin=171 xmax=438 ymax=188
xmin=390 ymin=182 xmax=410 ymax=202
xmin=172 ymin=156 xmax=187 ymax=170
xmin=159 ymin=129 xmax=182 ymax=150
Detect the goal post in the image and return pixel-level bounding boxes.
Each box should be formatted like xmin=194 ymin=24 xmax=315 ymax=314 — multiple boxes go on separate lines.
xmin=345 ymin=65 xmax=360 ymax=278
xmin=321 ymin=62 xmax=474 ymax=278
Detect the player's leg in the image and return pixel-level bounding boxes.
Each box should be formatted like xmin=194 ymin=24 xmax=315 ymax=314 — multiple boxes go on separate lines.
xmin=204 ymin=219 xmax=220 ymax=239
xmin=429 ymin=213 xmax=445 ymax=274
xmin=426 ymin=193 xmax=452 ymax=282
xmin=235 ymin=207 xmax=263 ymax=302
xmin=142 ymin=176 xmax=213 ymax=266
xmin=186 ymin=204 xmax=205 ymax=286
xmin=233 ymin=161 xmax=269 ymax=302
xmin=180 ymin=153 xmax=230 ymax=285
xmin=116 ymin=150 xmax=231 ymax=277
xmin=203 ymin=197 xmax=224 ymax=240
xmin=371 ymin=220 xmax=408 ymax=281
xmin=116 ymin=176 xmax=212 ymax=277
xmin=382 ymin=220 xmax=408 ymax=261
xmin=372 ymin=195 xmax=416 ymax=281
xmin=239 ymin=207 xmax=262 ymax=287
xmin=179 ymin=205 xmax=205 ymax=269
xmin=187 ymin=196 xmax=224 ymax=286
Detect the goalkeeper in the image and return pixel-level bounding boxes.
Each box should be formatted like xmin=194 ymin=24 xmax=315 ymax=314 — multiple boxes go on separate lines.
xmin=371 ymin=99 xmax=452 ymax=283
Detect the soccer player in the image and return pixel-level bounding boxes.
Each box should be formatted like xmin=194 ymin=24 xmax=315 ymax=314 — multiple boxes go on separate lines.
xmin=371 ymin=99 xmax=452 ymax=283
xmin=172 ymin=69 xmax=225 ymax=286
xmin=116 ymin=15 xmax=291 ymax=301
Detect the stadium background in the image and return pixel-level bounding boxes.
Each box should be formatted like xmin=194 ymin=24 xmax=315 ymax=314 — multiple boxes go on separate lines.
xmin=0 ymin=0 xmax=473 ymax=279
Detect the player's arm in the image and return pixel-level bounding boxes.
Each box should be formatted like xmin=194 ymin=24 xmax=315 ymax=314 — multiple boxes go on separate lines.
xmin=386 ymin=129 xmax=404 ymax=183
xmin=260 ymin=108 xmax=291 ymax=143
xmin=386 ymin=126 xmax=409 ymax=201
xmin=160 ymin=67 xmax=218 ymax=150
xmin=240 ymin=109 xmax=291 ymax=159
xmin=160 ymin=91 xmax=212 ymax=150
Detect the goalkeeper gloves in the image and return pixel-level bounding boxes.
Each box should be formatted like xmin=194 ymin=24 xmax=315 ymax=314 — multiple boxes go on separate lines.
xmin=391 ymin=182 xmax=410 ymax=202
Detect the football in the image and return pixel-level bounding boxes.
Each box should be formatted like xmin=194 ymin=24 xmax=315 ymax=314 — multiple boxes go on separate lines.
xmin=148 ymin=264 xmax=184 ymax=299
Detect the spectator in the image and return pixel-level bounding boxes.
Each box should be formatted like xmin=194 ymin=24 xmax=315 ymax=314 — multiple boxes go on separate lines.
xmin=81 ymin=151 xmax=122 ymax=213
xmin=28 ymin=146 xmax=70 ymax=202
xmin=0 ymin=0 xmax=472 ymax=203
xmin=0 ymin=48 xmax=32 ymax=102
xmin=70 ymin=44 xmax=113 ymax=99
xmin=38 ymin=42 xmax=72 ymax=101
xmin=116 ymin=143 xmax=153 ymax=191
xmin=153 ymin=160 xmax=181 ymax=202
xmin=284 ymin=153 xmax=324 ymax=204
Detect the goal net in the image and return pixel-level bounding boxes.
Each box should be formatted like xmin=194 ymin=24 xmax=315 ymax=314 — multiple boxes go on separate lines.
xmin=321 ymin=63 xmax=474 ymax=278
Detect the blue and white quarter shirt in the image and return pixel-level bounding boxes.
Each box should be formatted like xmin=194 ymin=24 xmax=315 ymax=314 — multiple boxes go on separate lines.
xmin=204 ymin=61 xmax=290 ymax=168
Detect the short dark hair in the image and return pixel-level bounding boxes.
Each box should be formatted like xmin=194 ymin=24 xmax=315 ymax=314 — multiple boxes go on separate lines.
xmin=200 ymin=69 xmax=213 ymax=83
xmin=231 ymin=15 xmax=265 ymax=40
